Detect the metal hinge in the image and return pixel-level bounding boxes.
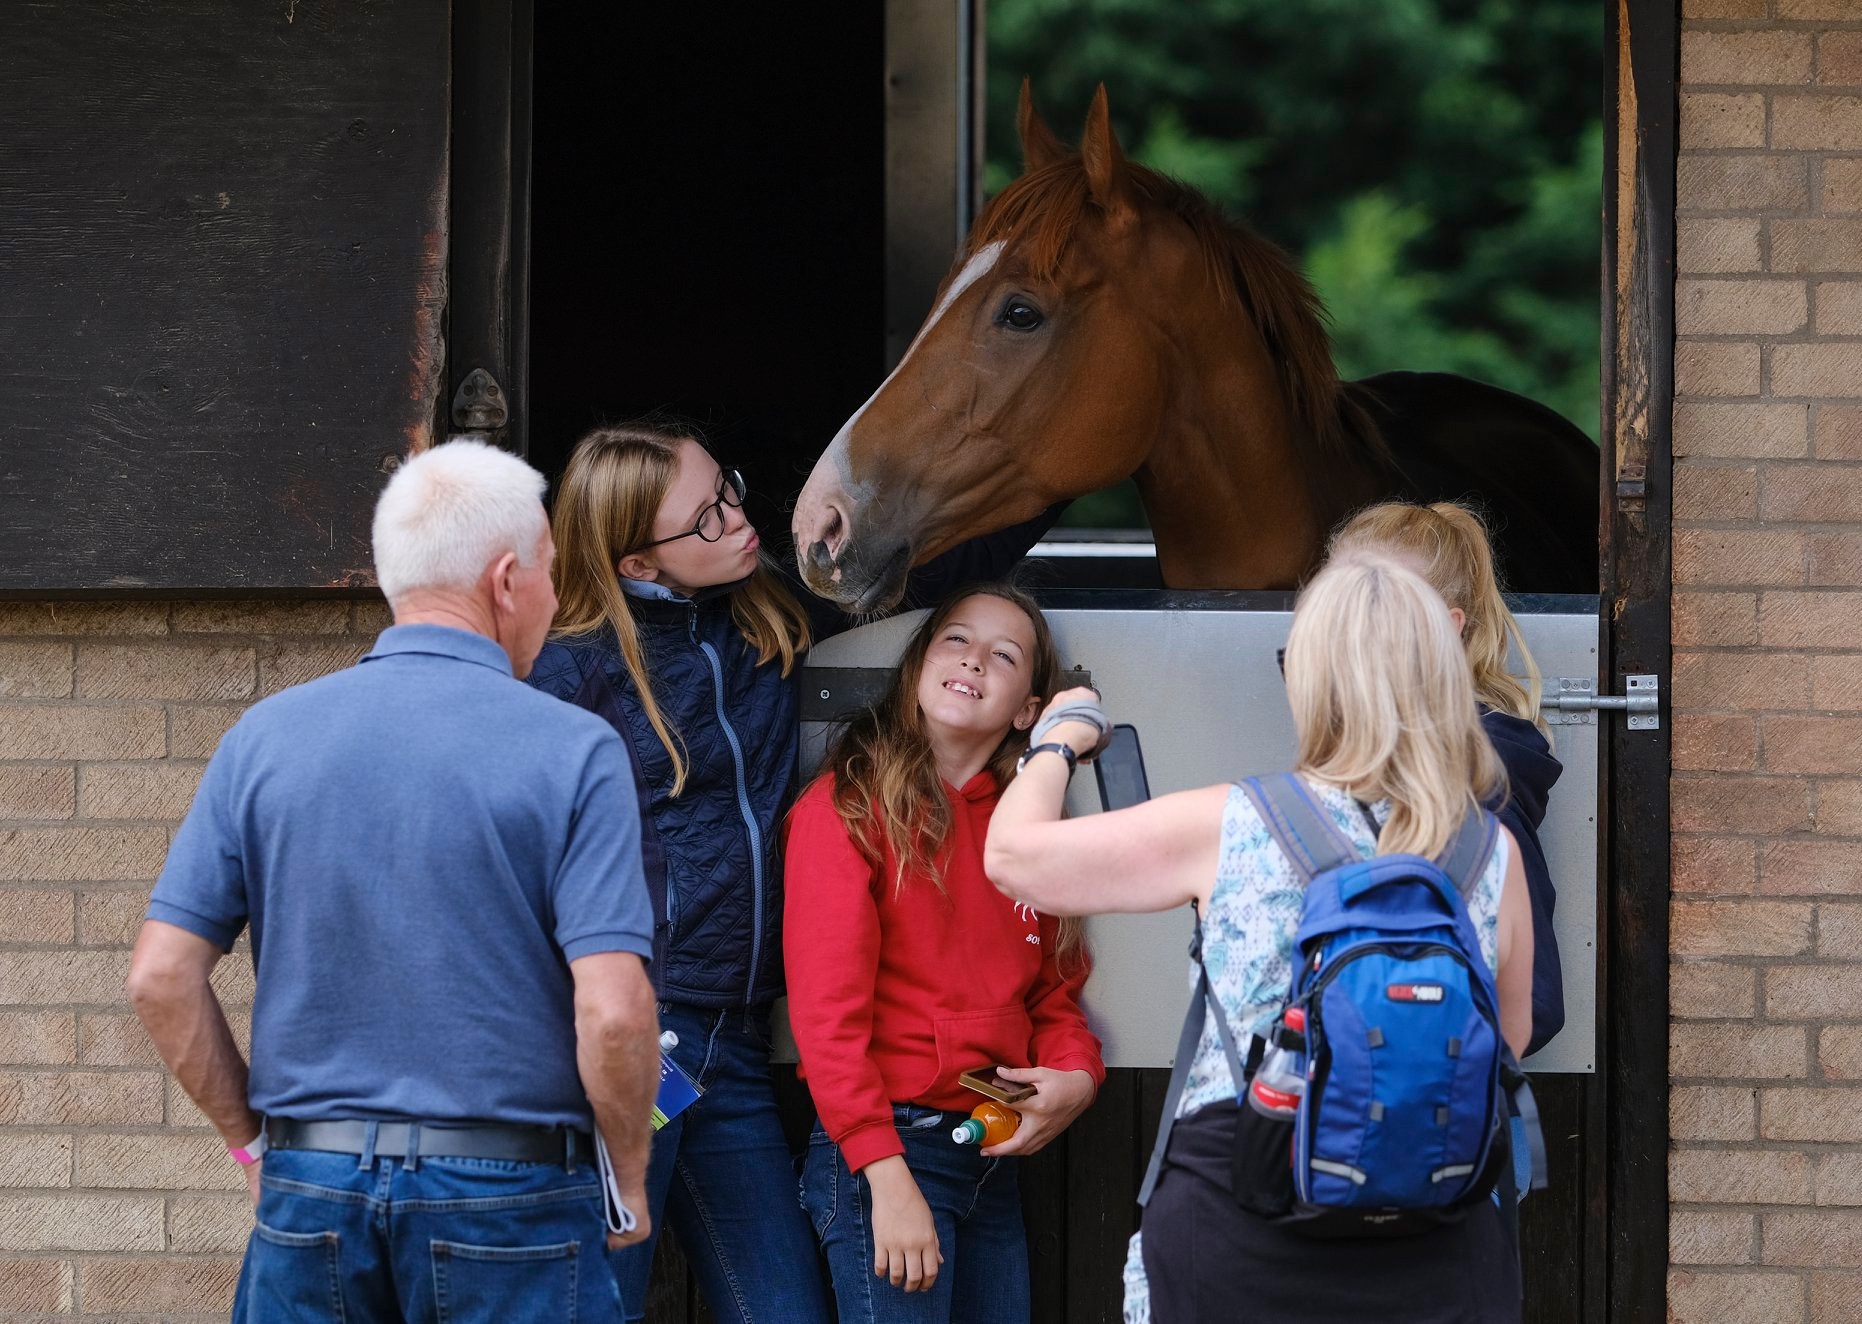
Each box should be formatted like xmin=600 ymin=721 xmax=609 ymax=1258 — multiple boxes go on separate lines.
xmin=449 ymin=367 xmax=509 ymax=441
xmin=1541 ymin=675 xmax=1661 ymax=730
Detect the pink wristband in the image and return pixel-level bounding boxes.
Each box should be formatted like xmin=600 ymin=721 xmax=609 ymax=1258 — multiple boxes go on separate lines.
xmin=228 ymin=1133 xmax=266 ymax=1166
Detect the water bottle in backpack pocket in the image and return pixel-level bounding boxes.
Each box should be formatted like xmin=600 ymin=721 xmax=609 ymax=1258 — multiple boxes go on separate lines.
xmin=1229 ymin=1005 xmax=1304 ymax=1220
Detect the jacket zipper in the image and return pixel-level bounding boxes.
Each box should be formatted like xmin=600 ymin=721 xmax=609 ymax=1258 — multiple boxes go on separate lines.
xmin=692 ymin=609 xmax=766 ymax=1007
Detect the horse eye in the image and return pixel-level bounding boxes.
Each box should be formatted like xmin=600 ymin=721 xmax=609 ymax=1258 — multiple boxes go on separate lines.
xmin=998 ymin=300 xmax=1044 ymax=332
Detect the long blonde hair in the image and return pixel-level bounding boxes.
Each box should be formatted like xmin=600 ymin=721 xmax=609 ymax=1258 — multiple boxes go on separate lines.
xmin=549 ymin=424 xmax=812 ymax=795
xmin=822 ymin=584 xmax=1083 ymax=965
xmin=1285 ymin=551 xmax=1506 ymax=859
xmin=1330 ymin=501 xmax=1548 ymax=739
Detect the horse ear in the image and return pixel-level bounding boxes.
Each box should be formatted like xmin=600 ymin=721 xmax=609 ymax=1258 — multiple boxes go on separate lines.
xmin=1079 ymin=84 xmax=1135 ymax=229
xmin=1018 ymin=78 xmax=1067 ymax=174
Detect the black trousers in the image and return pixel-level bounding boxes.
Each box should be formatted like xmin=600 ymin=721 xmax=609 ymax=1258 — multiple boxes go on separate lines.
xmin=1140 ymin=1105 xmax=1522 ymax=1324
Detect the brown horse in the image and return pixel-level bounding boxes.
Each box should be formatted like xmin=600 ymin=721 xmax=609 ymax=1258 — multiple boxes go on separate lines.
xmin=791 ymin=84 xmax=1599 ymax=612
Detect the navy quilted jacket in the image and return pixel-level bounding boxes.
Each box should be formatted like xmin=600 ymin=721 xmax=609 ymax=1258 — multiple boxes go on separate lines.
xmin=526 ymin=510 xmax=1061 ymax=1009
xmin=1482 ymin=708 xmax=1565 ymax=1057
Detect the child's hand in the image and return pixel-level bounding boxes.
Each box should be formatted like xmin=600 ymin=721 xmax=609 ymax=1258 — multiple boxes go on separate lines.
xmin=863 ymin=1156 xmax=943 ymax=1292
xmin=981 ymin=1067 xmax=1097 ymax=1156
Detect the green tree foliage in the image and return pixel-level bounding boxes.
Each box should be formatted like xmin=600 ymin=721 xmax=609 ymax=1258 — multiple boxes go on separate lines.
xmin=986 ymin=0 xmax=1603 ymax=528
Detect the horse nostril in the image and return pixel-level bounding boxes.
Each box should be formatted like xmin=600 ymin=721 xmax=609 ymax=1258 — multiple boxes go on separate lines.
xmin=822 ymin=505 xmax=846 ymax=554
xmin=807 ymin=540 xmax=834 ymax=572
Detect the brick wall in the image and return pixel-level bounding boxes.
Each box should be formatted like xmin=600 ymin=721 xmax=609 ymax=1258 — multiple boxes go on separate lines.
xmin=0 ymin=601 xmax=383 ymax=1318
xmin=1672 ymin=2 xmax=1862 ymax=1321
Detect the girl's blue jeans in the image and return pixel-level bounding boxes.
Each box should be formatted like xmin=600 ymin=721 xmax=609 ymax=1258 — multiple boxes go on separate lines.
xmin=799 ymin=1104 xmax=1030 ymax=1324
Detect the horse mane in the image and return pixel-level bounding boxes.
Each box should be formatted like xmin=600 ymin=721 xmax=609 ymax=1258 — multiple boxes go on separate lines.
xmin=964 ymin=157 xmax=1393 ymax=523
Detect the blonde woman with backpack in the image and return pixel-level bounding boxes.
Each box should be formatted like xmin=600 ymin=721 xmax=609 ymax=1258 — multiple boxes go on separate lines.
xmin=984 ymin=551 xmax=1534 ymax=1323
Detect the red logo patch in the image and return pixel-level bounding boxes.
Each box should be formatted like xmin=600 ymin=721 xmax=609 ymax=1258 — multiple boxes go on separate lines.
xmin=1387 ymin=983 xmax=1445 ymax=1003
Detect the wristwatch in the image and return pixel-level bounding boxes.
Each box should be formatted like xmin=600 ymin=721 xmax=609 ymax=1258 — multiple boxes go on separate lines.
xmin=228 ymin=1131 xmax=267 ymax=1166
xmin=1016 ymin=742 xmax=1079 ymax=776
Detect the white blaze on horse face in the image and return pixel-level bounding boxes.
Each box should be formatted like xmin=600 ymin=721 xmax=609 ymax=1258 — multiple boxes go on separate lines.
xmin=820 ymin=242 xmax=1005 ymax=479
xmin=794 ymin=242 xmax=1005 ymax=565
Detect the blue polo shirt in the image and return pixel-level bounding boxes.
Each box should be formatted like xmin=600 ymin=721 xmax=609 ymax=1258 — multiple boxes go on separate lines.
xmin=148 ymin=624 xmax=654 ymax=1130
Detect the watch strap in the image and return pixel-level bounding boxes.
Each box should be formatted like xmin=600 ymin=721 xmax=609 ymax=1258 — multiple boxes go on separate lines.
xmin=1017 ymin=742 xmax=1079 ymax=775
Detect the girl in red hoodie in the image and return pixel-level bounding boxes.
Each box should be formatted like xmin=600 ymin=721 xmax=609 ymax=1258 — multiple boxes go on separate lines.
xmin=785 ymin=585 xmax=1104 ymax=1324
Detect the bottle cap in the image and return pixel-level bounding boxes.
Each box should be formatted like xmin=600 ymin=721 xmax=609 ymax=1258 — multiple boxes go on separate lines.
xmin=951 ymin=1119 xmax=986 ymax=1145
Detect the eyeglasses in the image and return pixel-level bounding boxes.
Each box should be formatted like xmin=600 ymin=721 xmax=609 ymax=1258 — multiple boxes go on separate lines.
xmin=628 ymin=467 xmax=747 ymax=554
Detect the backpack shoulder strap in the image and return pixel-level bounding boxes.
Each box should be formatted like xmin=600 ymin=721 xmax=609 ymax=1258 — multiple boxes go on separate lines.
xmin=1242 ymin=773 xmax=1361 ymax=881
xmin=1138 ymin=903 xmax=1261 ymax=1207
xmin=1436 ymin=806 xmax=1501 ymax=901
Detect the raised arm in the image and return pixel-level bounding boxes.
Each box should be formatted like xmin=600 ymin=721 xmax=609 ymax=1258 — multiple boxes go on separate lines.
xmin=985 ymin=689 xmax=1228 ymax=916
xmin=986 ymin=774 xmax=1228 ymax=917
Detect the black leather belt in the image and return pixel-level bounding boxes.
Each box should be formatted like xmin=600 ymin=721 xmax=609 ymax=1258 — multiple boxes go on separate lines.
xmin=267 ymin=1117 xmax=591 ymax=1165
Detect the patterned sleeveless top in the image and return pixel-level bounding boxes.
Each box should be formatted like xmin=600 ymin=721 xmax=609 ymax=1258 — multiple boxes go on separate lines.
xmin=1174 ymin=777 xmax=1510 ymax=1119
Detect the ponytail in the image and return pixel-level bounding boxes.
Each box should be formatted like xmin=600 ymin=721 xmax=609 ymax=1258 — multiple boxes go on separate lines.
xmin=1329 ymin=500 xmax=1550 ymax=742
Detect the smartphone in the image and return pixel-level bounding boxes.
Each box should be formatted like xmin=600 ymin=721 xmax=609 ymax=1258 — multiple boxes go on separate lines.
xmin=959 ymin=1066 xmax=1037 ymax=1105
xmin=1094 ymin=723 xmax=1152 ymax=813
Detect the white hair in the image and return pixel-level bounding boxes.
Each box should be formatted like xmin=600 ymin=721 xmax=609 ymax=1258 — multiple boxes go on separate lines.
xmin=371 ymin=440 xmax=549 ymax=601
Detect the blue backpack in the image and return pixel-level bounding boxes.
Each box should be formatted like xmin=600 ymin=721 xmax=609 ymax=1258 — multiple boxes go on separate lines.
xmin=1141 ymin=773 xmax=1546 ymax=1238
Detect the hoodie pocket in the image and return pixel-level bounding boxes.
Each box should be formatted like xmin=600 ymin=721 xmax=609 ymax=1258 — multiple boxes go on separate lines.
xmin=932 ymin=1004 xmax=1035 ymax=1094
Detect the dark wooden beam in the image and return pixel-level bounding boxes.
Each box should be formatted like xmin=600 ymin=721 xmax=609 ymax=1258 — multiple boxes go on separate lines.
xmin=448 ymin=0 xmax=530 ymax=457
xmin=1601 ymin=1 xmax=1677 ymax=1318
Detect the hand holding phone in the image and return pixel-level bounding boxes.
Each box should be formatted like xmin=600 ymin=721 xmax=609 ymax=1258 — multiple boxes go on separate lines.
xmin=958 ymin=1066 xmax=1037 ymax=1105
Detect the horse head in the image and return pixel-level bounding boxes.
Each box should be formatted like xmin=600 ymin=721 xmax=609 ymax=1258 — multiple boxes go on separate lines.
xmin=792 ymin=86 xmax=1601 ymax=603
xmin=792 ymin=84 xmax=1195 ymax=611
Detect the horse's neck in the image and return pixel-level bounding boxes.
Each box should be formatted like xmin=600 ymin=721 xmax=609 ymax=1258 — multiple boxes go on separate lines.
xmin=1135 ymin=347 xmax=1364 ymax=591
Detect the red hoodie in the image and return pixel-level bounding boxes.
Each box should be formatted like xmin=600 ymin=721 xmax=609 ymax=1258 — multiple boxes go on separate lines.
xmin=783 ymin=770 xmax=1105 ymax=1173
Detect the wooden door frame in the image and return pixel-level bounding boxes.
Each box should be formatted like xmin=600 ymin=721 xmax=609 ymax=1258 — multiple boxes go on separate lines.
xmin=882 ymin=0 xmax=986 ymax=369
xmin=1601 ymin=2 xmax=1676 ymax=1320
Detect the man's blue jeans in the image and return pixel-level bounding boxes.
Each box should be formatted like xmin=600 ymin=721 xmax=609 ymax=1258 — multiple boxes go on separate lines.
xmin=611 ymin=1002 xmax=832 ymax=1323
xmin=231 ymin=1145 xmax=624 ymax=1322
xmin=799 ymin=1105 xmax=1029 ymax=1324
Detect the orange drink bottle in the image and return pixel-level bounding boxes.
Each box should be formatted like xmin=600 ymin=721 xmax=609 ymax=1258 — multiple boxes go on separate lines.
xmin=950 ymin=1100 xmax=1019 ymax=1146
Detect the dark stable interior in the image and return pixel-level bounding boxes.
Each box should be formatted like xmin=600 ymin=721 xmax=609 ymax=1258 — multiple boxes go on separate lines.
xmin=527 ymin=6 xmax=887 ymax=552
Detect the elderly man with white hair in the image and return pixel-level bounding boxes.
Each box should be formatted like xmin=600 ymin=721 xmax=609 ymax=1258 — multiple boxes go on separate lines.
xmin=128 ymin=439 xmax=657 ymax=1323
